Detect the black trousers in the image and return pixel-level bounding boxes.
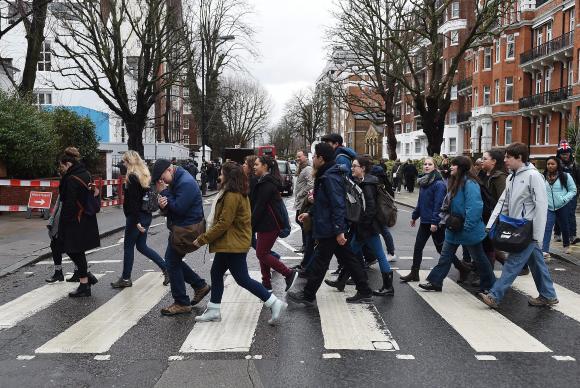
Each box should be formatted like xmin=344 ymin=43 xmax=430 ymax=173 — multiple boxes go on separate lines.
xmin=50 ymin=239 xmax=63 ymax=266
xmin=303 ymin=237 xmax=372 ymax=300
xmin=68 ymin=252 xmax=88 ymax=277
xmin=412 ymin=223 xmax=445 ymax=270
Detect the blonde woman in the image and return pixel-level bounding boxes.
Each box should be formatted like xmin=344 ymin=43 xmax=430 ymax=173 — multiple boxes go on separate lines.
xmin=111 ymin=151 xmax=169 ymax=288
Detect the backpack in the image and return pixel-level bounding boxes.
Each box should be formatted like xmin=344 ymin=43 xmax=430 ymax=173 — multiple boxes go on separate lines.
xmin=343 ymin=174 xmax=366 ymax=223
xmin=376 ymin=184 xmax=398 ymax=227
xmin=478 ymin=182 xmax=496 ymax=223
xmin=71 ymin=175 xmax=101 ymax=216
xmin=141 ymin=185 xmax=160 ymax=213
xmin=269 ymin=199 xmax=291 ymax=238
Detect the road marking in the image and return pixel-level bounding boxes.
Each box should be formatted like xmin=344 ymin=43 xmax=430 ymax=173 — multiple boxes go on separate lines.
xmin=475 ymin=355 xmax=497 ymax=361
xmin=504 ymin=271 xmax=580 ymax=325
xmin=16 ymin=355 xmax=35 ymax=360
xmin=554 ymin=268 xmax=566 ymax=272
xmin=399 ymin=270 xmax=551 ymax=353
xmin=35 ymin=273 xmax=169 ymax=354
xmin=322 ymin=353 xmax=341 ymax=359
xmin=281 ymin=256 xmax=303 ymax=261
xmin=180 ymin=271 xmax=263 ymax=353
xmin=276 ymin=239 xmax=303 ymax=255
xmin=396 ymin=354 xmax=415 ymax=360
xmin=398 ymin=256 xmax=434 ymax=260
xmin=552 ymin=355 xmax=576 ymax=361
xmin=168 ymin=355 xmax=184 ymax=361
xmin=94 ymin=355 xmax=110 ymax=361
xmin=87 ymin=260 xmax=122 ymax=264
xmin=317 ymin=276 xmax=399 ymax=351
xmin=0 ymin=274 xmax=105 ymax=329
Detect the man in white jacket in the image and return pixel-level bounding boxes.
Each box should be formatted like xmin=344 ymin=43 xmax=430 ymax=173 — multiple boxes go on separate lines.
xmin=480 ymin=143 xmax=558 ymax=308
xmin=294 ymin=150 xmax=313 ymax=253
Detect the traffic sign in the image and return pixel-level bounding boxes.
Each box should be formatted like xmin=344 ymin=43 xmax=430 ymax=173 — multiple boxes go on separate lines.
xmin=27 ymin=191 xmax=53 ymax=210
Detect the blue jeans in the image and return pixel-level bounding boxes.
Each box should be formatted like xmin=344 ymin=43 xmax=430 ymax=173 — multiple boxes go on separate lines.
xmin=543 ymin=208 xmax=571 ymax=252
xmin=351 ymin=233 xmax=391 ymax=273
xmin=380 ymin=226 xmax=396 ymax=255
xmin=164 ymin=235 xmax=206 ymax=306
xmin=210 ymin=252 xmax=271 ymax=303
xmin=427 ymin=241 xmax=495 ymax=290
xmin=488 ymin=242 xmax=557 ymax=303
xmin=123 ymin=213 xmax=166 ymax=279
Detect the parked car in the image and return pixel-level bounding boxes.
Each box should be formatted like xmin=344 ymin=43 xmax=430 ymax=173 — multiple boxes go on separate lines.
xmin=277 ymin=160 xmax=293 ymax=196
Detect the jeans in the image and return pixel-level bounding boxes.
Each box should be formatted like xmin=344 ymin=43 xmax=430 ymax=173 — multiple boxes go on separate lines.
xmin=122 ymin=213 xmax=167 ymax=279
xmin=256 ymin=230 xmax=292 ymax=288
xmin=488 ymin=242 xmax=557 ymax=303
xmin=380 ymin=226 xmax=396 ymax=256
xmin=412 ymin=223 xmax=445 ymax=270
xmin=427 ymin=240 xmax=495 ymax=291
xmin=351 ymin=233 xmax=391 ymax=273
xmin=164 ymin=235 xmax=206 ymax=306
xmin=210 ymin=252 xmax=271 ymax=303
xmin=543 ymin=207 xmax=571 ymax=252
xmin=303 ymin=237 xmax=372 ymax=300
xmin=569 ymin=196 xmax=577 ymax=237
xmin=300 ymin=229 xmax=315 ymax=269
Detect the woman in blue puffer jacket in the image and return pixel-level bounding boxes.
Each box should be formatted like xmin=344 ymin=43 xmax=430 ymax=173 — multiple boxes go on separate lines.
xmin=418 ymin=156 xmax=495 ymax=292
xmin=542 ymin=156 xmax=577 ymax=255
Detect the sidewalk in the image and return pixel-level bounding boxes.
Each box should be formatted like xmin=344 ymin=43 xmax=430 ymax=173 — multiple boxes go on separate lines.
xmin=394 ymin=189 xmax=580 ymax=267
xmin=0 ymin=190 xmax=218 ymax=278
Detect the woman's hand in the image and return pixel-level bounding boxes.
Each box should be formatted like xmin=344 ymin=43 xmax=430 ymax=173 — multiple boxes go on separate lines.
xmin=298 ymin=213 xmax=310 ymax=223
xmin=137 ymin=223 xmax=146 ymax=233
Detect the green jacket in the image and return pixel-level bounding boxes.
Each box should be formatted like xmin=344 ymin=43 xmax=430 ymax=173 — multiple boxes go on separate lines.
xmin=197 ymin=191 xmax=252 ymax=253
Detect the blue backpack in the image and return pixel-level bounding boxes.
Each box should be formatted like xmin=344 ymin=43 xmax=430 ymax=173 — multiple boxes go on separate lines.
xmin=270 ymin=199 xmax=291 ymax=238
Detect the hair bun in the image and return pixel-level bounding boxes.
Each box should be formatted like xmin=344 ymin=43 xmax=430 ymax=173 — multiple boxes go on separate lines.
xmin=64 ymin=147 xmax=80 ymax=159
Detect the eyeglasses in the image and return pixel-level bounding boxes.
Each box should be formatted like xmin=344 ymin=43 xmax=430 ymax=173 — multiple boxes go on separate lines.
xmin=352 ymin=164 xmax=361 ymax=168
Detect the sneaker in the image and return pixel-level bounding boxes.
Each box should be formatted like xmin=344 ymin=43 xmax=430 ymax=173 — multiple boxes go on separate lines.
xmin=286 ymin=290 xmax=315 ymax=306
xmin=554 ymin=234 xmax=562 ymax=242
xmin=543 ymin=252 xmax=551 ymax=259
xmin=480 ymin=292 xmax=498 ymax=309
xmin=388 ymin=254 xmax=399 ymax=263
xmin=267 ymin=298 xmax=287 ymax=326
xmin=190 ymin=284 xmax=211 ymax=306
xmin=195 ymin=302 xmax=221 ymax=322
xmin=528 ymin=295 xmax=559 ymax=307
xmin=161 ymin=303 xmax=192 ymax=316
xmin=563 ymin=246 xmax=572 ymax=254
xmin=285 ymin=270 xmax=298 ymax=291
xmin=111 ymin=278 xmax=132 ymax=289
xmin=345 ymin=292 xmax=373 ymax=304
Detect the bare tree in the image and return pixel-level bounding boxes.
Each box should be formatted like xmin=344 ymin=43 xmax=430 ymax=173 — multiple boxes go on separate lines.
xmin=269 ymin=115 xmax=296 ymax=157
xmin=47 ymin=0 xmax=188 ymax=156
xmin=217 ymin=76 xmax=271 ymax=150
xmin=288 ymin=85 xmax=328 ymax=149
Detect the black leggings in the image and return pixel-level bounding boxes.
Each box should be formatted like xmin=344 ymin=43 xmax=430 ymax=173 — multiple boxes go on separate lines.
xmin=50 ymin=239 xmax=63 ymax=266
xmin=68 ymin=252 xmax=88 ymax=277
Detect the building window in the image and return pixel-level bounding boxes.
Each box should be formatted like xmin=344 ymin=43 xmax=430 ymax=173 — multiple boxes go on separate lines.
xmin=544 ymin=115 xmax=551 ymax=144
xmin=451 ymin=2 xmax=459 ymax=19
xmin=570 ymin=8 xmax=576 ymax=33
xmin=535 ymin=72 xmax=542 ymax=94
xmin=405 ymin=122 xmax=411 ymax=133
xmin=494 ymin=79 xmax=500 ymax=103
xmin=473 ymin=87 xmax=478 ymax=108
xmin=494 ymin=122 xmax=499 ymax=145
xmin=505 ymin=120 xmax=512 ymax=145
xmin=405 ymin=102 xmax=412 ymax=114
xmin=544 ymin=67 xmax=552 ymax=91
xmin=405 ymin=143 xmax=411 ymax=154
xmin=483 ymin=85 xmax=491 ymax=106
xmin=38 ymin=41 xmax=51 ymax=71
xmin=451 ymin=85 xmax=458 ymax=100
xmin=449 ymin=138 xmax=457 ymax=153
xmin=451 ymin=30 xmax=459 ymax=46
xmin=495 ymin=39 xmax=501 ymax=63
xmin=536 ymin=30 xmax=543 ymax=47
xmin=415 ymin=141 xmax=421 ymax=154
xmin=449 ymin=111 xmax=457 ymax=125
xmin=474 ymin=53 xmax=479 ymax=72
xmin=506 ymin=34 xmax=515 ymax=60
xmin=546 ymin=22 xmax=552 ymax=41
xmin=33 ymin=91 xmax=52 ymax=107
xmin=483 ymin=48 xmax=492 ymax=70
xmin=443 ymin=59 xmax=447 ymax=75
xmin=505 ymin=77 xmax=513 ymax=102
xmin=535 ymin=118 xmax=541 ymax=145
xmin=568 ymin=60 xmax=574 ymax=85
xmin=395 ymin=124 xmax=401 ymax=134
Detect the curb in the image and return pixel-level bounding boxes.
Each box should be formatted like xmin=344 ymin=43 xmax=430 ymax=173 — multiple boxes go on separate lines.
xmin=548 ymin=249 xmax=580 ymax=267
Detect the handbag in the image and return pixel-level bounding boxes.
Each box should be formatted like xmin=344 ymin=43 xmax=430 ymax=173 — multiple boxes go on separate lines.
xmin=446 ymin=214 xmax=464 ymax=232
xmin=489 ymin=183 xmax=532 ymax=253
xmin=170 ymin=219 xmax=206 ymax=256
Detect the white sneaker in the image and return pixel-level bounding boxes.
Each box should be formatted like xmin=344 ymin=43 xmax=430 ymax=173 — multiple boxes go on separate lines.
xmin=564 ymin=247 xmax=572 ymax=254
xmin=265 ymin=295 xmax=287 ymax=326
xmin=542 ymin=252 xmax=551 ymax=258
xmin=388 ymin=254 xmax=399 ymax=263
xmin=195 ymin=302 xmax=221 ymax=322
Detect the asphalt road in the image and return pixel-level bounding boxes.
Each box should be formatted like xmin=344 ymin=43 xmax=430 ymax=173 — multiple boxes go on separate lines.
xmin=0 ymin=196 xmax=579 ymax=388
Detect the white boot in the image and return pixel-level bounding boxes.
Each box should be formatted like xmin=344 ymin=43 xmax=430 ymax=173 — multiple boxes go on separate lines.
xmin=195 ymin=302 xmax=221 ymax=322
xmin=265 ymin=294 xmax=287 ymax=326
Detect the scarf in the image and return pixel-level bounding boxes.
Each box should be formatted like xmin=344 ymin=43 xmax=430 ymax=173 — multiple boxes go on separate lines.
xmin=417 ymin=170 xmax=442 ymax=188
xmin=206 ymin=190 xmax=225 ymax=231
xmin=438 ymin=192 xmax=452 ymax=225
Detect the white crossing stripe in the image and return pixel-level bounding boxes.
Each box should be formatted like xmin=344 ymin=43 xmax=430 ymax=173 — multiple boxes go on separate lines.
xmin=35 ymin=273 xmax=169 ymax=354
xmin=398 ymin=256 xmax=434 ymax=260
xmin=475 ymin=355 xmax=497 ymax=361
xmin=399 ymin=270 xmax=551 ymax=353
xmin=180 ymin=271 xmax=263 ymax=353
xmin=496 ymin=271 xmax=580 ymax=324
xmin=276 ymin=238 xmax=302 ymax=254
xmin=317 ymin=277 xmax=399 ymax=351
xmin=0 ymin=274 xmax=105 ymax=329
xmin=552 ymin=355 xmax=576 ymax=361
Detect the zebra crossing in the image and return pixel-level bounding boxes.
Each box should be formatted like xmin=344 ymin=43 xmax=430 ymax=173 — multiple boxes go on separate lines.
xmin=1 ymin=266 xmax=579 ymax=362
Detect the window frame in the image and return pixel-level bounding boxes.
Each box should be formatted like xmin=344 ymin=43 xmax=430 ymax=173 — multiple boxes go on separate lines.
xmin=506 ymin=34 xmax=515 ymax=60
xmin=483 ymin=48 xmax=492 ymax=70
xmin=505 ymin=120 xmax=513 ymax=145
xmin=505 ymin=77 xmax=514 ymax=102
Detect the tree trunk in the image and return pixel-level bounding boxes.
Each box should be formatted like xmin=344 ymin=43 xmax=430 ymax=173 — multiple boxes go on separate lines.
xmin=18 ymin=0 xmax=50 ymax=96
xmin=384 ymin=114 xmax=398 ymax=160
xmin=126 ymin=120 xmax=145 ymax=157
xmin=423 ymin=115 xmax=445 ymax=156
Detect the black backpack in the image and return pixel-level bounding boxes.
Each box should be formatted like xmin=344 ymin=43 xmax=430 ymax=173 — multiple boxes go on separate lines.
xmin=141 ymin=185 xmax=159 ymax=213
xmin=376 ymin=184 xmax=398 ymax=227
xmin=478 ymin=182 xmax=496 ymax=223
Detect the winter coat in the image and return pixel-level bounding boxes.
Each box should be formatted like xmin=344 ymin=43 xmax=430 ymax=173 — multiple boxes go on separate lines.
xmin=403 ymin=163 xmax=418 ymax=180
xmin=123 ymin=174 xmax=145 ymax=221
xmin=251 ymin=173 xmax=284 ymax=233
xmin=197 ymin=191 xmax=252 ymax=253
xmin=335 ymin=146 xmax=357 ymax=173
xmin=310 ymin=161 xmax=348 ymax=239
xmin=445 ymin=179 xmax=486 ymax=246
xmin=58 ymin=163 xmax=100 ymax=254
xmin=294 ymin=163 xmax=313 ymax=211
xmin=487 ymin=163 xmax=548 ymax=243
xmin=557 ymin=149 xmax=580 ymax=186
xmin=412 ymin=176 xmax=447 ymax=225
xmin=482 ymin=169 xmax=507 ymax=203
xmin=370 ymin=165 xmax=394 ymax=197
xmin=354 ymin=174 xmax=382 ymax=239
xmin=545 ymin=172 xmax=577 ymax=211
xmin=160 ymin=166 xmax=204 ymax=228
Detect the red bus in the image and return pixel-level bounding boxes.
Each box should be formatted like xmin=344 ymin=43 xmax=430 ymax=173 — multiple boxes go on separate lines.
xmin=256 ymin=145 xmax=276 ymax=158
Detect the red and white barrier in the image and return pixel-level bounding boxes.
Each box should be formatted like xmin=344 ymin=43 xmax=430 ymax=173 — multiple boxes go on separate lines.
xmin=0 ymin=179 xmax=60 ymax=187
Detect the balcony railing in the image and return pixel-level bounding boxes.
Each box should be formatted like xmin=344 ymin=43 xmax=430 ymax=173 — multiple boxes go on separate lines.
xmin=520 ymin=31 xmax=574 ymax=65
xmin=519 ymin=86 xmax=573 ymax=110
xmin=457 ymin=77 xmax=472 ymax=91
xmin=536 ymin=0 xmax=550 ymax=7
xmin=457 ymin=111 xmax=472 ymax=123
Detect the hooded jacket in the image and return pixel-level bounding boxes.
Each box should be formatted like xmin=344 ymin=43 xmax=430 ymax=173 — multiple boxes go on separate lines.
xmin=545 ymin=172 xmax=577 ymax=211
xmin=310 ymin=161 xmax=348 ymax=239
xmin=445 ymin=178 xmax=486 ymax=246
xmin=557 ymin=147 xmax=580 ymax=185
xmin=486 ymin=163 xmax=548 ymax=243
xmin=251 ymin=173 xmax=283 ymax=232
xmin=160 ymin=166 xmax=204 ymax=227
xmin=335 ymin=146 xmax=357 ymax=172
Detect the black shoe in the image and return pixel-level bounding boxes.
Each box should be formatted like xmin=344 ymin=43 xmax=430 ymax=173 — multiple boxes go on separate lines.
xmin=400 ymin=268 xmax=419 ymax=283
xmin=291 ymin=264 xmax=303 ymax=270
xmin=111 ymin=278 xmax=132 ymax=288
xmin=294 ymin=246 xmax=305 ymax=253
xmin=572 ymin=237 xmax=580 ymax=245
xmin=69 ymin=283 xmax=91 ymax=297
xmin=373 ymin=272 xmax=394 ymax=296
xmin=285 ymin=270 xmax=298 ymax=291
xmin=87 ymin=272 xmax=98 ymax=285
xmin=519 ymin=267 xmax=530 ymax=276
xmin=331 ymin=267 xmax=342 ymax=275
xmin=346 ymin=278 xmax=355 ymax=286
xmin=346 ymin=292 xmax=373 ymax=304
xmin=418 ymin=282 xmax=442 ymax=292
xmin=286 ymin=290 xmax=315 ymax=306
xmin=66 ymin=270 xmax=80 ymax=282
xmin=46 ymin=270 xmax=64 ymax=283
xmin=365 ymin=259 xmax=378 ymax=267
xmin=162 ymin=270 xmax=170 ymax=286
xmin=324 ymin=279 xmax=345 ymax=292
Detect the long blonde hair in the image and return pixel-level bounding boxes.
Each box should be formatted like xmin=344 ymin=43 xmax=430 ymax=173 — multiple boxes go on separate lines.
xmin=123 ymin=150 xmax=151 ymax=188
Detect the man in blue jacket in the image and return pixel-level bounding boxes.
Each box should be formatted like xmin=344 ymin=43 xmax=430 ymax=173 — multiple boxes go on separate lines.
xmin=153 ymin=159 xmax=210 ymax=316
xmin=321 ymin=133 xmax=357 ymax=174
xmin=287 ymin=143 xmax=373 ymax=305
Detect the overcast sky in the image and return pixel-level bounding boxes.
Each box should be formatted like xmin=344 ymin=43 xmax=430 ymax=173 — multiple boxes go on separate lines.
xmin=244 ymin=0 xmax=335 ymax=124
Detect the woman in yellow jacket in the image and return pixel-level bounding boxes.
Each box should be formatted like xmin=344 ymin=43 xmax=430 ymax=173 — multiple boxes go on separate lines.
xmin=192 ymin=162 xmax=287 ymax=325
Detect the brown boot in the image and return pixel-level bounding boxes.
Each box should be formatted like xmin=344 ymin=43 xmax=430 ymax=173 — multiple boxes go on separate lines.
xmin=161 ymin=303 xmax=192 ymax=316
xmin=400 ymin=268 xmax=419 ymax=283
xmin=191 ymin=284 xmax=211 ymax=306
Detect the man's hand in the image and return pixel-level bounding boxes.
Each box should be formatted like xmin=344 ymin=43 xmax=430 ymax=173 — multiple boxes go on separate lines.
xmin=137 ymin=223 xmax=146 ymax=233
xmin=158 ymin=195 xmax=168 ymax=209
xmin=336 ymin=233 xmax=347 ymax=246
xmin=410 ymin=219 xmax=416 ymax=227
xmin=298 ymin=213 xmax=310 ymax=223
xmin=430 ymin=224 xmax=438 ymax=232
xmin=156 ymin=181 xmax=167 ymax=193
